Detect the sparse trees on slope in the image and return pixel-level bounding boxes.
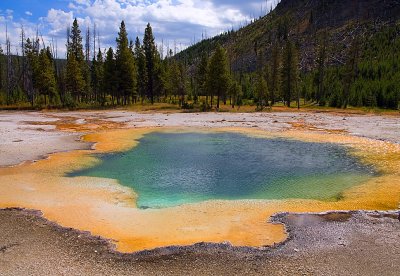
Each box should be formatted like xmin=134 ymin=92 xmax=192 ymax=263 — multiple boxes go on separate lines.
xmin=315 ymin=32 xmax=328 ymax=105
xmin=342 ymin=37 xmax=360 ymax=109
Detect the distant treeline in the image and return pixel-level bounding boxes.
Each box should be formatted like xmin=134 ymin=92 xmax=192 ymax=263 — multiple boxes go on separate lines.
xmin=0 ymin=18 xmax=399 ymax=110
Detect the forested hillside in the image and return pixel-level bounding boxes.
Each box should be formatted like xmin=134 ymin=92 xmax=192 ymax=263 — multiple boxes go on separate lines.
xmin=0 ymin=0 xmax=399 ymax=110
xmin=177 ymin=0 xmax=400 ymax=109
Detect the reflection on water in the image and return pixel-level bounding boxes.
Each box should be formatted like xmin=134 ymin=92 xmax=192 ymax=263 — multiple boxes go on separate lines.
xmin=69 ymin=132 xmax=376 ymax=208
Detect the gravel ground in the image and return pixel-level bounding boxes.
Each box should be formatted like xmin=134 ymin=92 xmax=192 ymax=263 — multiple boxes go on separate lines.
xmin=0 ymin=208 xmax=399 ymax=276
xmin=1 ymin=110 xmax=400 ymax=166
xmin=0 ymin=112 xmax=91 ymax=167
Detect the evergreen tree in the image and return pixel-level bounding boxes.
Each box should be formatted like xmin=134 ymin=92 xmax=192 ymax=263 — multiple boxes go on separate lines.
xmin=281 ymin=40 xmax=299 ymax=107
xmin=269 ymin=43 xmax=280 ymax=105
xmin=24 ymin=38 xmax=39 ymax=105
xmin=103 ymin=47 xmax=117 ymax=104
xmin=37 ymin=47 xmax=58 ymax=105
xmin=66 ymin=18 xmax=87 ymax=102
xmin=255 ymin=72 xmax=268 ymax=110
xmin=177 ymin=62 xmax=187 ymax=107
xmin=153 ymin=51 xmax=165 ymax=102
xmin=68 ymin=19 xmax=85 ymax=62
xmin=115 ymin=21 xmax=137 ymax=105
xmin=229 ymin=80 xmax=242 ymax=108
xmin=166 ymin=60 xmax=186 ymax=105
xmin=65 ymin=53 xmax=85 ymax=103
xmin=134 ymin=37 xmax=147 ymax=102
xmin=91 ymin=49 xmax=104 ymax=104
xmin=155 ymin=58 xmax=168 ymax=101
xmin=206 ymin=44 xmax=230 ymax=109
xmin=143 ymin=23 xmax=158 ymax=104
xmin=196 ymin=53 xmax=209 ymax=105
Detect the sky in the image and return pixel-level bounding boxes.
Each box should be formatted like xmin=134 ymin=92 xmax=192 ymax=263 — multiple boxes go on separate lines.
xmin=0 ymin=0 xmax=278 ymax=58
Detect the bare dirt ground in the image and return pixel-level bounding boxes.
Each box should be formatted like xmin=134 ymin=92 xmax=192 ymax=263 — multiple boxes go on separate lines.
xmin=0 ymin=109 xmax=399 ymax=275
xmin=0 ymin=208 xmax=399 ymax=276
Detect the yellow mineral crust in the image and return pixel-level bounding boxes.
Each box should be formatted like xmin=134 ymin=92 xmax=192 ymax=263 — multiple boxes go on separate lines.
xmin=0 ymin=127 xmax=399 ymax=252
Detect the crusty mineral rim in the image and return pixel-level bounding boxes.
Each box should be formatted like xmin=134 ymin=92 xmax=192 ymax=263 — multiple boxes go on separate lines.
xmin=0 ymin=126 xmax=399 ymax=253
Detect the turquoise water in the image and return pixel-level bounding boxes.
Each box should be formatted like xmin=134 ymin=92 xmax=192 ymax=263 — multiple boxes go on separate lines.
xmin=69 ymin=132 xmax=376 ymax=208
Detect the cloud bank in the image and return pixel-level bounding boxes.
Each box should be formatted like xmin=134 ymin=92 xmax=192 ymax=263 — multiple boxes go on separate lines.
xmin=0 ymin=0 xmax=277 ymax=57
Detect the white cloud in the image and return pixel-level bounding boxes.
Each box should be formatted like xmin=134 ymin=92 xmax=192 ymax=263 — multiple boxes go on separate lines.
xmin=46 ymin=9 xmax=74 ymax=36
xmin=61 ymin=0 xmax=254 ymax=53
xmin=25 ymin=11 xmax=33 ymax=16
xmin=1 ymin=0 xmax=278 ymax=58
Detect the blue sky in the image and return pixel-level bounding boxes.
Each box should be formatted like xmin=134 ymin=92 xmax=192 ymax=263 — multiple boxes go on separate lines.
xmin=0 ymin=0 xmax=277 ymax=57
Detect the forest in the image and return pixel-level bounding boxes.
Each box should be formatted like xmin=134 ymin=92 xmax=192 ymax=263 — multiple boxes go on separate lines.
xmin=0 ymin=17 xmax=399 ymax=110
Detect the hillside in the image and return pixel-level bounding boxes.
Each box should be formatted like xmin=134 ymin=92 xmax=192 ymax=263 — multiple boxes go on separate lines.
xmin=176 ymin=0 xmax=400 ymax=73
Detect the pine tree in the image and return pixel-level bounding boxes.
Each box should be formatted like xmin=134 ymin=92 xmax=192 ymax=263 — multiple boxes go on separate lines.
xmin=166 ymin=60 xmax=183 ymax=104
xmin=103 ymin=47 xmax=117 ymax=104
xmin=177 ymin=62 xmax=187 ymax=107
xmin=65 ymin=53 xmax=85 ymax=103
xmin=255 ymin=72 xmax=268 ymax=110
xmin=24 ymin=38 xmax=39 ymax=105
xmin=37 ymin=47 xmax=58 ymax=105
xmin=143 ymin=23 xmax=158 ymax=104
xmin=269 ymin=43 xmax=280 ymax=105
xmin=115 ymin=21 xmax=137 ymax=105
xmin=196 ymin=53 xmax=209 ymax=105
xmin=281 ymin=40 xmax=299 ymax=107
xmin=66 ymin=18 xmax=87 ymax=102
xmin=134 ymin=37 xmax=147 ymax=102
xmin=68 ymin=19 xmax=85 ymax=63
xmin=229 ymin=80 xmax=242 ymax=108
xmin=206 ymin=44 xmax=230 ymax=109
xmin=91 ymin=49 xmax=104 ymax=104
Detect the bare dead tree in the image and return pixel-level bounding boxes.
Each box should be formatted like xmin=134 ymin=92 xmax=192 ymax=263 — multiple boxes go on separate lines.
xmin=93 ymin=23 xmax=96 ymax=59
xmin=66 ymin=26 xmax=70 ymax=59
xmin=85 ymin=26 xmax=90 ymax=63
xmin=6 ymin=24 xmax=16 ymax=104
xmin=21 ymin=25 xmax=26 ymax=96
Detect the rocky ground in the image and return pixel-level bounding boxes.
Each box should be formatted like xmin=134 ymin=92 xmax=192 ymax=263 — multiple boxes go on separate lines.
xmin=0 ymin=208 xmax=399 ymax=276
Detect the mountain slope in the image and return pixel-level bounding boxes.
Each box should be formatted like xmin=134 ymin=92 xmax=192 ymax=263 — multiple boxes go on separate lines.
xmin=176 ymin=0 xmax=400 ymax=73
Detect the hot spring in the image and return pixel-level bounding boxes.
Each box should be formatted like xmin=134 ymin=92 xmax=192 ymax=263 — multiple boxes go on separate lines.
xmin=69 ymin=131 xmax=376 ymax=209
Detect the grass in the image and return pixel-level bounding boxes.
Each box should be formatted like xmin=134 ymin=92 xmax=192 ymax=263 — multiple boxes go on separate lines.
xmin=1 ymin=98 xmax=399 ymax=116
